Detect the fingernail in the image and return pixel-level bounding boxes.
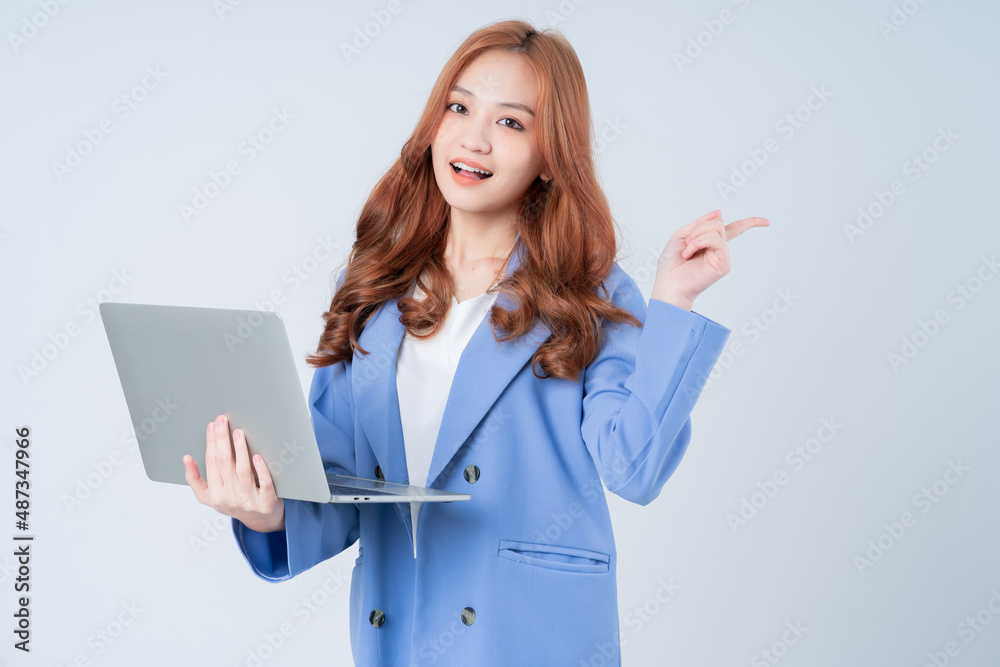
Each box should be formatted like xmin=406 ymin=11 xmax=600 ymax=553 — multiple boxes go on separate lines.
xmin=208 ymin=422 xmax=215 ymax=432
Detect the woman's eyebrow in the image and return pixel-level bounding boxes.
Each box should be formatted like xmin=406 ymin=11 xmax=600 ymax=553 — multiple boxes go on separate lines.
xmin=450 ymin=84 xmax=535 ymax=117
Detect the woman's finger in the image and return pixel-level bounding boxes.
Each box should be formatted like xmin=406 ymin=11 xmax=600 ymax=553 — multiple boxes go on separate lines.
xmin=674 ymin=209 xmax=723 ymax=239
xmin=724 ymin=216 xmax=770 ymax=241
xmin=214 ymin=414 xmax=237 ymax=490
xmin=205 ymin=419 xmax=224 ymax=493
xmin=682 ymin=227 xmax=726 ymax=259
xmin=252 ymin=454 xmax=280 ymax=505
xmin=232 ymin=428 xmax=259 ymax=499
xmin=183 ymin=454 xmax=209 ymax=504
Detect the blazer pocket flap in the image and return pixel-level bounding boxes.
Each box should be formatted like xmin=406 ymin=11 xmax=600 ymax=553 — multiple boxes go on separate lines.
xmin=498 ymin=539 xmax=609 ymax=574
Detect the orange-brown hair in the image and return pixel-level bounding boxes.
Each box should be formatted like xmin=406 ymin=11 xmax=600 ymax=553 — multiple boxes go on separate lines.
xmin=306 ymin=18 xmax=640 ymax=381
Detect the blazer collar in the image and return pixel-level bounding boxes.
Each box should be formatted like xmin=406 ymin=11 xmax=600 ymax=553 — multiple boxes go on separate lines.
xmin=351 ymin=235 xmax=551 ymax=534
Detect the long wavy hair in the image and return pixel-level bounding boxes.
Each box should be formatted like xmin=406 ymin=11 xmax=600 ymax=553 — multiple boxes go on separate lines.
xmin=305 ymin=18 xmax=641 ymax=382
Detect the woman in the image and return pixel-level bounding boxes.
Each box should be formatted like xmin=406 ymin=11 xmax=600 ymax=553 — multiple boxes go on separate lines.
xmin=183 ymin=18 xmax=768 ymax=666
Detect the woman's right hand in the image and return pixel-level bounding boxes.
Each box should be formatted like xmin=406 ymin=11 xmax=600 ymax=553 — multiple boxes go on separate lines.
xmin=183 ymin=414 xmax=286 ymax=533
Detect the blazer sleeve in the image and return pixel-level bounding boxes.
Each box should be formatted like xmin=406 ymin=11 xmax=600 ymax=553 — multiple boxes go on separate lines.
xmin=580 ymin=265 xmax=731 ymax=506
xmin=231 ymin=267 xmax=361 ymax=581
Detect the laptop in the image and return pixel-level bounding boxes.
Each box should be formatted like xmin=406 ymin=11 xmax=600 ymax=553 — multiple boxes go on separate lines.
xmin=99 ymin=302 xmax=470 ymax=505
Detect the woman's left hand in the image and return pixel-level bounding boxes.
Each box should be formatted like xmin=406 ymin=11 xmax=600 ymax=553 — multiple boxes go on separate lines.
xmin=651 ymin=209 xmax=770 ymax=310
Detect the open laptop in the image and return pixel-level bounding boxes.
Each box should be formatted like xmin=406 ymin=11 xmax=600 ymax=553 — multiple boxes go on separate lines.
xmin=99 ymin=302 xmax=470 ymax=505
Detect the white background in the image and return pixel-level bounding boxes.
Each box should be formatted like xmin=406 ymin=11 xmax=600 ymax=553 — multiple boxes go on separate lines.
xmin=3 ymin=0 xmax=999 ymax=665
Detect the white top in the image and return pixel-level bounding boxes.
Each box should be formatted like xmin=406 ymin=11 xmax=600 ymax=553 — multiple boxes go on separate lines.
xmin=395 ymin=280 xmax=500 ymax=558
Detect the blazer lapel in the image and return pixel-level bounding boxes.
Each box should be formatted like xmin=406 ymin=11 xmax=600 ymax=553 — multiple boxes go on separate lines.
xmin=352 ymin=237 xmax=551 ymax=538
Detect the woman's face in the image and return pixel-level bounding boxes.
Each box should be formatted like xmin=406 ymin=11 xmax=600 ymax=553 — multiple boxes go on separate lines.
xmin=431 ymin=50 xmax=545 ymax=221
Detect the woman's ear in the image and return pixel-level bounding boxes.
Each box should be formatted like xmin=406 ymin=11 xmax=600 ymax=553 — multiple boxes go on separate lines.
xmin=540 ymin=173 xmax=551 ymax=183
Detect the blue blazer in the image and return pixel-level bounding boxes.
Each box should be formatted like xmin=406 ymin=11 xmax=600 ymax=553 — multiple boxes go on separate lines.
xmin=231 ymin=240 xmax=731 ymax=666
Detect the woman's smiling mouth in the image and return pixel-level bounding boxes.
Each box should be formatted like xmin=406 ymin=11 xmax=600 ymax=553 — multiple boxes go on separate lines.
xmin=450 ymin=160 xmax=493 ymax=180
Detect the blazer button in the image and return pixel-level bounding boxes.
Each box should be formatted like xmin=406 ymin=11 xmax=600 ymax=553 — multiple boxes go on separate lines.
xmin=369 ymin=609 xmax=385 ymax=627
xmin=374 ymin=465 xmax=385 ymax=482
xmin=463 ymin=465 xmax=480 ymax=483
xmin=461 ymin=607 xmax=476 ymax=626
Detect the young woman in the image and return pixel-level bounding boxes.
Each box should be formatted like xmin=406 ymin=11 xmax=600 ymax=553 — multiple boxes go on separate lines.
xmin=183 ymin=18 xmax=767 ymax=666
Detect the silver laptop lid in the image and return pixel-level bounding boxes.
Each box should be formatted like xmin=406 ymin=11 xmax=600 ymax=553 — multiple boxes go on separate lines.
xmin=100 ymin=302 xmax=472 ymax=505
xmin=100 ymin=302 xmax=337 ymax=503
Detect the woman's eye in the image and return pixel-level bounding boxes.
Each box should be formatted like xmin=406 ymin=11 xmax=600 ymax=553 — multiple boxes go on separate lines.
xmin=500 ymin=118 xmax=524 ymax=131
xmin=446 ymin=102 xmax=466 ymax=113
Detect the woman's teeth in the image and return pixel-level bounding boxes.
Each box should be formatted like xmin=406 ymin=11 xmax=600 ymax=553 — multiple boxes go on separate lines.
xmin=451 ymin=162 xmax=492 ymax=179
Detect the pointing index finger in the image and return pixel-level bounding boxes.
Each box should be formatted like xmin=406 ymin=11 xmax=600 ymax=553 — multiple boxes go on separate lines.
xmin=725 ymin=216 xmax=770 ymax=241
